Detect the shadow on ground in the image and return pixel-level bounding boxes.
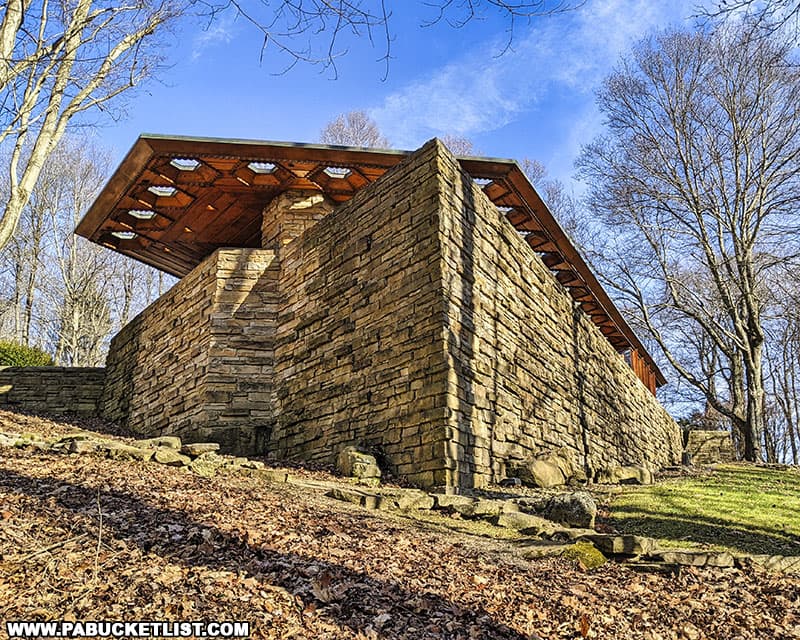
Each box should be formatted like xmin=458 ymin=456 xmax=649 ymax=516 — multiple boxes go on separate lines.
xmin=0 ymin=466 xmax=527 ymax=639
xmin=609 ymin=505 xmax=800 ymax=556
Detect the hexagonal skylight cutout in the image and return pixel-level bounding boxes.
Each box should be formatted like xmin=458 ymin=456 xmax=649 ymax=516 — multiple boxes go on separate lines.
xmin=147 ymin=185 xmax=177 ymax=197
xmin=128 ymin=209 xmax=157 ymax=220
xmin=111 ymin=231 xmax=138 ymax=240
xmin=247 ymin=161 xmax=277 ymax=174
xmin=324 ymin=166 xmax=351 ymax=179
xmin=169 ymin=158 xmax=200 ymax=171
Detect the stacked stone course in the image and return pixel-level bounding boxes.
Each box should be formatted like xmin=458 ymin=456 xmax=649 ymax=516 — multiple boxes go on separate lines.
xmin=102 ymin=248 xmax=279 ymax=453
xmin=685 ymin=430 xmax=737 ymax=464
xmin=269 ymin=142 xmax=451 ymax=487
xmin=0 ymin=367 xmax=104 ymax=415
xmin=434 ymin=145 xmax=681 ymax=487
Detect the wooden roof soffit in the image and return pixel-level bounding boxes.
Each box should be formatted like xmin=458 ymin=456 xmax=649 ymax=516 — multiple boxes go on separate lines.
xmin=76 ymin=134 xmax=665 ymax=389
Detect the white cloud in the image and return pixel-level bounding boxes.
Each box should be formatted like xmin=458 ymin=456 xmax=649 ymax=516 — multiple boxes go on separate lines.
xmin=370 ymin=0 xmax=694 ymax=153
xmin=369 ymin=36 xmax=544 ymax=148
xmin=191 ymin=15 xmax=238 ymax=61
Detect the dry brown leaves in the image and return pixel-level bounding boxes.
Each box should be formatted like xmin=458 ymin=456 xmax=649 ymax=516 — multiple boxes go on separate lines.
xmin=1 ymin=411 xmax=799 ymax=639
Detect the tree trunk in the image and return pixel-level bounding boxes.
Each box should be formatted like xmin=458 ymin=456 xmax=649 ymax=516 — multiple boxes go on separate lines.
xmin=12 ymin=258 xmax=23 ymax=343
xmin=744 ymin=348 xmax=765 ymax=463
xmin=790 ymin=358 xmax=800 ymax=465
xmin=22 ymin=259 xmax=37 ymax=345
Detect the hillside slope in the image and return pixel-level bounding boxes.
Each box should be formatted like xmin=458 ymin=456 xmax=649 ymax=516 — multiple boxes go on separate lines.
xmin=0 ymin=410 xmax=798 ymax=640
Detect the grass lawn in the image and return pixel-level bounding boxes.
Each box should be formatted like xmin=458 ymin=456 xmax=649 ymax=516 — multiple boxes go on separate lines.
xmin=607 ymin=463 xmax=800 ymax=557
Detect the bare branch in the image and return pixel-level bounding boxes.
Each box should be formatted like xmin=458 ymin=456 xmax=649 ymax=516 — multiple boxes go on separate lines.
xmin=577 ymin=22 xmax=800 ymax=461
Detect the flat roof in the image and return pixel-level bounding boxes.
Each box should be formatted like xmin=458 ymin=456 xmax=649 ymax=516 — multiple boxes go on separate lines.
xmin=76 ymin=134 xmax=665 ymax=387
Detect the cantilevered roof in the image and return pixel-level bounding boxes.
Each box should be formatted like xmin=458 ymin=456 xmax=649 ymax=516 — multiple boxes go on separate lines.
xmin=76 ymin=134 xmax=665 ymax=388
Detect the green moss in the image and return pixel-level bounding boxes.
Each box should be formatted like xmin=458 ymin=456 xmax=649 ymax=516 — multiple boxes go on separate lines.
xmin=609 ymin=464 xmax=800 ymax=556
xmin=561 ymin=542 xmax=607 ymax=570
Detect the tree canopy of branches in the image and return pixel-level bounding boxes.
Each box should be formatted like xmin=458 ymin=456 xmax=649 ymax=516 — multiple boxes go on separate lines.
xmin=440 ymin=135 xmax=476 ymax=155
xmin=0 ymin=138 xmax=169 ymax=365
xmin=0 ymin=0 xmax=181 ymax=251
xmin=703 ymin=1 xmax=800 ymax=35
xmin=0 ymin=1 xmax=583 ymax=255
xmin=577 ymin=23 xmax=800 ymax=461
xmin=319 ymin=110 xmax=389 ymax=148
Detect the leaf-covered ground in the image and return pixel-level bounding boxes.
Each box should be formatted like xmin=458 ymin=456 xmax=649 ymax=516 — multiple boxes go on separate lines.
xmin=1 ymin=410 xmax=799 ymax=640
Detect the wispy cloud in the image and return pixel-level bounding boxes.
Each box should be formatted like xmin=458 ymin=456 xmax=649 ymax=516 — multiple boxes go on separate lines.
xmin=369 ymin=38 xmax=539 ymax=149
xmin=191 ymin=14 xmax=239 ymax=61
xmin=370 ymin=0 xmax=694 ymax=156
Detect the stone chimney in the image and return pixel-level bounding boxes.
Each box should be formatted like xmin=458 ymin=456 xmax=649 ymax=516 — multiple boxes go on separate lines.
xmin=261 ymin=190 xmax=335 ymax=253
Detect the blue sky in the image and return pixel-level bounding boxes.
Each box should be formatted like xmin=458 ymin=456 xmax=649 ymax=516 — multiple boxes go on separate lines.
xmin=100 ymin=0 xmax=699 ymax=187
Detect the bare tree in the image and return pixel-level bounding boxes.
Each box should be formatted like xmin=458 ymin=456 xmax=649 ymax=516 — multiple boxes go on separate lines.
xmin=441 ymin=135 xmax=477 ymax=155
xmin=577 ymin=24 xmax=800 ymax=461
xmin=0 ymin=137 xmax=170 ymax=364
xmin=520 ymin=157 xmax=586 ymax=246
xmin=764 ymin=275 xmax=800 ymax=463
xmin=319 ymin=110 xmax=389 ymax=148
xmin=0 ymin=0 xmax=183 ymax=251
xmin=702 ymin=1 xmax=800 ymax=35
xmin=222 ymin=0 xmax=583 ymax=75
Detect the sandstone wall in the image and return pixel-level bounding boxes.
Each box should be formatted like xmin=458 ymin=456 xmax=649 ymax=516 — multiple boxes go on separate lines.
xmin=0 ymin=367 xmax=105 ymax=415
xmin=102 ymin=248 xmax=279 ymax=453
xmin=269 ymin=141 xmax=452 ymax=488
xmin=433 ymin=141 xmax=682 ymax=488
xmin=262 ymin=191 xmax=334 ymax=252
xmin=686 ymin=430 xmax=736 ymax=464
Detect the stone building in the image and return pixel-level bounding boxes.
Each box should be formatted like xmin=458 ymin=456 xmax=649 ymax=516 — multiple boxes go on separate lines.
xmin=75 ymin=135 xmax=681 ymax=489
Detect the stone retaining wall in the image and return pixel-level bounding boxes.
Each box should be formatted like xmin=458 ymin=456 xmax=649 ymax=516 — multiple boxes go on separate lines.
xmin=435 ymin=142 xmax=681 ymax=487
xmin=102 ymin=248 xmax=279 ymax=454
xmin=0 ymin=367 xmax=105 ymax=415
xmin=686 ymin=430 xmax=736 ymax=464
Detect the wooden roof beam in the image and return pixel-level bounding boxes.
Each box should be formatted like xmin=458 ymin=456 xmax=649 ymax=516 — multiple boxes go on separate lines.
xmin=541 ymin=252 xmax=570 ymax=270
xmin=526 ymin=233 xmax=555 ymax=252
xmin=556 ymin=270 xmax=583 ymax=287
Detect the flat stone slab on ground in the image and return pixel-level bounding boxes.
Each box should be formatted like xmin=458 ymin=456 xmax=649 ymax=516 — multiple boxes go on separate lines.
xmin=0 ymin=432 xmax=16 ymax=446
xmin=326 ymin=487 xmax=382 ymax=509
xmin=139 ymin=436 xmax=182 ymax=449
xmin=181 ymin=442 xmax=220 ymax=457
xmin=546 ymin=527 xmax=598 ymax=541
xmin=103 ymin=442 xmax=154 ymax=462
xmin=650 ymin=549 xmax=735 ymax=568
xmin=389 ymin=490 xmax=436 ymax=511
xmin=326 ymin=486 xmax=436 ymax=512
xmin=472 ymin=499 xmax=520 ymax=518
xmin=735 ymin=554 xmax=800 ymax=575
xmin=188 ymin=452 xmax=225 ymax=478
xmin=153 ymin=447 xmax=191 ymax=466
xmin=579 ymin=534 xmax=655 ymax=556
xmin=519 ymin=541 xmax=576 ymax=559
xmin=68 ymin=439 xmax=100 ymax=454
xmin=494 ymin=511 xmax=555 ymax=535
xmin=432 ymin=494 xmax=476 ymax=512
